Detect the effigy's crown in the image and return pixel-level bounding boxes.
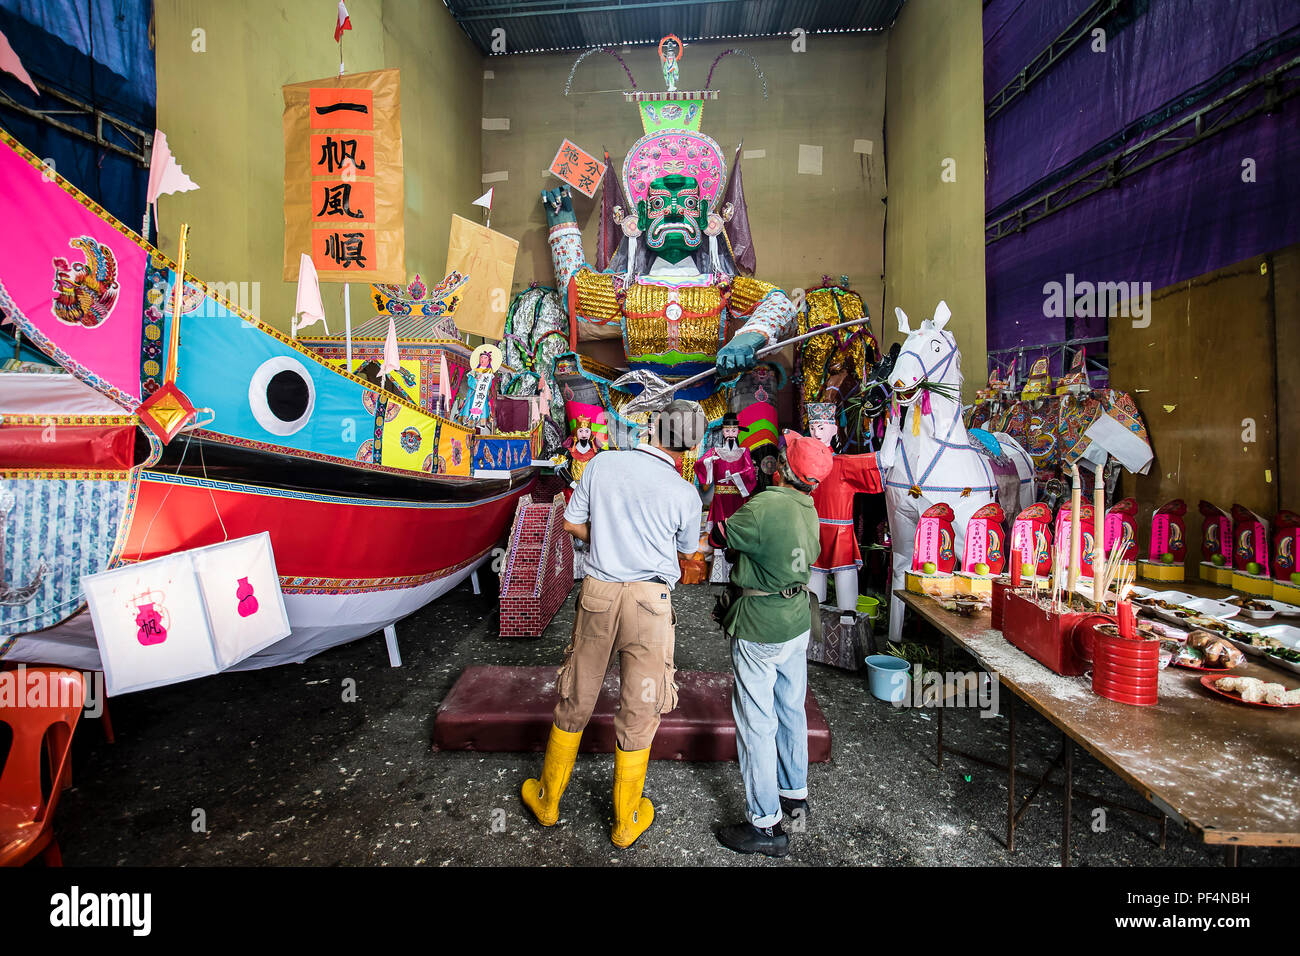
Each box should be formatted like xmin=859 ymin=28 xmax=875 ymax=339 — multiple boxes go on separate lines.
xmin=621 ymin=35 xmax=727 ymax=214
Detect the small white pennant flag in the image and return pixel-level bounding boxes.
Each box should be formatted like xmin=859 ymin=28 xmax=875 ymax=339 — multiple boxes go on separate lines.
xmin=146 ymin=130 xmax=199 ymax=205
xmin=0 ymin=27 xmax=38 ymax=96
xmin=380 ymin=315 xmax=401 ymax=380
xmin=472 ymin=188 xmax=494 ymax=211
xmin=438 ymin=351 xmax=452 ymax=414
xmin=293 ymin=253 xmax=328 ymax=336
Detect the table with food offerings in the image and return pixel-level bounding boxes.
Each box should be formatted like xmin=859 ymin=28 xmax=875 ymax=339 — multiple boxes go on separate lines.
xmin=897 ymin=579 xmax=1300 ymax=867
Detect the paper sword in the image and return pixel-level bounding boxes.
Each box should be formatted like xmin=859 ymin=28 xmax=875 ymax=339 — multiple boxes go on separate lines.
xmin=615 ymin=315 xmax=877 ymax=416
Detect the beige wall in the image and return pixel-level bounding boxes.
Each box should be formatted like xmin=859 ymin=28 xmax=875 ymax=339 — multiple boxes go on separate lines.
xmin=154 ymin=0 xmax=483 ymax=333
xmin=482 ymin=35 xmax=888 ymax=336
xmin=883 ymin=0 xmax=987 ymax=400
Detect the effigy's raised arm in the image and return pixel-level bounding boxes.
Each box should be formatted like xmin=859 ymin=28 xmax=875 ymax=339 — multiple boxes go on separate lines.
xmin=717 ymin=278 xmax=798 ymax=374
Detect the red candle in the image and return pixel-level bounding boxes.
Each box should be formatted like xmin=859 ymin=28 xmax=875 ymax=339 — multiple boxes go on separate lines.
xmin=1011 ymin=561 xmax=1022 ymax=587
xmin=1118 ymin=600 xmax=1135 ymax=639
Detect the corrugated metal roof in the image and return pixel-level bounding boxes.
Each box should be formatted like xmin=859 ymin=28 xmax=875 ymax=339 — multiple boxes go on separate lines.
xmin=443 ymin=0 xmax=906 ymax=56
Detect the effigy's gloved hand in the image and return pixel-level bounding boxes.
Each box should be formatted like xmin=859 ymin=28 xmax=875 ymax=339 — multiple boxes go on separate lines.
xmin=540 ymin=186 xmax=576 ymax=228
xmin=716 ymin=331 xmax=765 ymax=375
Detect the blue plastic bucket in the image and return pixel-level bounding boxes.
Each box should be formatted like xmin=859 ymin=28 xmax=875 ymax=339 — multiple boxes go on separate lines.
xmin=865 ymin=654 xmax=911 ymax=703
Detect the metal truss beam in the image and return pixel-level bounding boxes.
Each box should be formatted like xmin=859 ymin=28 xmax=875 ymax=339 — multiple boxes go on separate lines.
xmin=986 ymin=0 xmax=1122 ymax=120
xmin=985 ymin=54 xmax=1300 ymax=246
xmin=0 ymin=80 xmax=151 ymax=166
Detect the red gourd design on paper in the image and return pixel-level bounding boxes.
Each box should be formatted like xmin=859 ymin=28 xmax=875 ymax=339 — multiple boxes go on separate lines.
xmin=134 ymin=594 xmax=168 ymax=646
xmin=236 ymin=576 xmax=259 ymax=618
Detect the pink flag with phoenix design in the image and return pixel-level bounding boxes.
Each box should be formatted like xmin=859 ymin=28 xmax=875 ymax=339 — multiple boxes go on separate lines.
xmin=0 ymin=131 xmax=146 ymax=408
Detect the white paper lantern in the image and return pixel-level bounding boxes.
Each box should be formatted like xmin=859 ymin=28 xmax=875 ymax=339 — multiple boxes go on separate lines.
xmin=84 ymin=552 xmax=219 ymax=696
xmin=191 ymin=532 xmax=291 ymax=669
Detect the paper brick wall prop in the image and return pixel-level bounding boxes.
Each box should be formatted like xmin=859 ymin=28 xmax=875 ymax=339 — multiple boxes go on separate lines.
xmin=500 ymin=493 xmax=574 ymax=638
xmin=84 ymin=551 xmax=219 ymax=696
xmin=84 ymin=535 xmax=291 ymax=694
xmin=188 ymin=532 xmax=291 ymax=669
xmin=283 ymin=68 xmax=404 ymax=283
xmin=962 ymin=502 xmax=1006 ymax=574
xmin=1011 ymin=503 xmax=1053 ymax=576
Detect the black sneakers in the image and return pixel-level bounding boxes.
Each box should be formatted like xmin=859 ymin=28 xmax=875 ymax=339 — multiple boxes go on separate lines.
xmin=716 ymin=821 xmax=790 ymax=858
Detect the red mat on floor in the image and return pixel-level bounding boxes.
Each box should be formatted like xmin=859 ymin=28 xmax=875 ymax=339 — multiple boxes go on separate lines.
xmin=432 ymin=665 xmax=831 ymax=762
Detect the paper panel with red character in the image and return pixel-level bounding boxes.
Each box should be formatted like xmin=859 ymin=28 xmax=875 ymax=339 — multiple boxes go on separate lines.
xmin=963 ymin=502 xmax=1006 ymax=575
xmin=1106 ymin=497 xmax=1138 ymax=563
xmin=1054 ymin=502 xmax=1098 ymax=578
xmin=1147 ymin=499 xmax=1187 ymax=564
xmin=1011 ymin=503 xmax=1053 ymax=577
xmin=912 ymin=502 xmax=957 ymax=574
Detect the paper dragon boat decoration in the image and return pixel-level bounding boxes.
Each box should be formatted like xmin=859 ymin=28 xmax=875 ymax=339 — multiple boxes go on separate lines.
xmin=0 ymin=129 xmax=537 ymax=676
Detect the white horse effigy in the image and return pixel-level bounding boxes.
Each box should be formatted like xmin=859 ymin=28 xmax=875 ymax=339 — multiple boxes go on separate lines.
xmin=878 ymin=301 xmax=1036 ymax=643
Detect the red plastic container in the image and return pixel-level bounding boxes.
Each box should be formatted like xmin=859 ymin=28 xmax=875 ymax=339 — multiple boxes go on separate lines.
xmin=1092 ymin=628 xmax=1160 ymax=705
xmin=1001 ymin=590 xmax=1115 ymax=676
xmin=991 ymin=578 xmax=1015 ymax=630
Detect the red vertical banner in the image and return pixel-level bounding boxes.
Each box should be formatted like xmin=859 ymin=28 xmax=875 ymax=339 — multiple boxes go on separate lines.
xmin=283 ymin=69 xmax=403 ymax=283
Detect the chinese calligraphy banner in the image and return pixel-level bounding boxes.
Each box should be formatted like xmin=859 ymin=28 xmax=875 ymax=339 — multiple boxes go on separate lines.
xmin=549 ymin=139 xmax=606 ymax=198
xmin=445 ymin=214 xmax=518 ymax=340
xmin=282 ymin=68 xmax=404 ymax=283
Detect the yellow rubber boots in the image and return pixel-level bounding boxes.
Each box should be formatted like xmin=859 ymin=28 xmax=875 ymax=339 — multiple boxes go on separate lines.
xmin=610 ymin=746 xmax=654 ymax=848
xmin=521 ymin=724 xmax=582 ymax=826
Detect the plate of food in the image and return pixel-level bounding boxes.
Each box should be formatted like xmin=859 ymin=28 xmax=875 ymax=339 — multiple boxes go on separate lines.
xmin=1225 ymin=596 xmax=1300 ymax=620
xmin=1201 ymin=675 xmax=1300 ymax=708
xmin=1226 ymin=632 xmax=1287 ymax=659
xmin=1252 ymin=623 xmax=1300 ymax=649
xmin=1182 ymin=597 xmax=1240 ymax=620
xmin=1261 ymin=645 xmax=1300 ymax=675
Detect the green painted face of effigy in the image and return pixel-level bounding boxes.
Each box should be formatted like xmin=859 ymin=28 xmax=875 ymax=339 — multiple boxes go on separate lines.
xmin=637 ymin=174 xmax=709 ymax=264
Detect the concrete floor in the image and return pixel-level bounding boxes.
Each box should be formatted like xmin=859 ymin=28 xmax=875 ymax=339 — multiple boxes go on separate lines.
xmin=55 ymin=578 xmax=1294 ymax=867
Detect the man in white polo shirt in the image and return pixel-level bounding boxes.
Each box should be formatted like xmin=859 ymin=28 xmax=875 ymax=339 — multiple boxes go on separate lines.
xmin=522 ymin=400 xmax=704 ymax=848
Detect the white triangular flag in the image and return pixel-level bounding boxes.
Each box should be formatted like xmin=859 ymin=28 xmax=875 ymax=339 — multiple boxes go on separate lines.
xmin=380 ymin=315 xmax=400 ymax=379
xmin=0 ymin=27 xmax=38 ymax=96
xmin=293 ymin=254 xmax=328 ymax=336
xmin=146 ymin=130 xmax=199 ymax=205
xmin=438 ymin=351 xmax=452 ymax=414
xmin=472 ymin=188 xmax=494 ymax=210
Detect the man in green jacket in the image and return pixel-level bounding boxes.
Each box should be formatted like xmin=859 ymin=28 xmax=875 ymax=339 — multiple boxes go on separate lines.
xmin=712 ymin=431 xmax=833 ymax=857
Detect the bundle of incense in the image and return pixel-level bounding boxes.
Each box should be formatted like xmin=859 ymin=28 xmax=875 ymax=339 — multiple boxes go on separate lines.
xmin=1093 ymin=456 xmax=1107 ymax=606
xmin=1067 ymin=463 xmax=1082 ymax=605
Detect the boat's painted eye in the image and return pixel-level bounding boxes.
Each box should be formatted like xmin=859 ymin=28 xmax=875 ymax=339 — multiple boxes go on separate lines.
xmin=249 ymin=355 xmax=315 ymax=436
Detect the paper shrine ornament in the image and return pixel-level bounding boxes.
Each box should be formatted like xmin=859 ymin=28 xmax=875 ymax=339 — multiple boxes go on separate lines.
xmin=962 ymin=502 xmax=1006 ymax=575
xmin=1011 ymin=503 xmax=1053 ymax=577
xmin=1106 ymin=497 xmax=1139 ymax=564
xmin=1055 ymin=501 xmax=1097 ymax=578
xmin=1272 ymin=510 xmax=1299 ymax=583
xmin=911 ymin=502 xmax=957 ymax=574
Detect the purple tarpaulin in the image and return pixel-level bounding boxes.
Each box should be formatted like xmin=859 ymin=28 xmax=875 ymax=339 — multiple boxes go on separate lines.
xmin=984 ymin=0 xmax=1300 ymax=353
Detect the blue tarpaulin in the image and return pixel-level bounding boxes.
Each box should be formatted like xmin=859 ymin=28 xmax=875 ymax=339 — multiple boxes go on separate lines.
xmin=0 ymin=0 xmax=155 ymax=229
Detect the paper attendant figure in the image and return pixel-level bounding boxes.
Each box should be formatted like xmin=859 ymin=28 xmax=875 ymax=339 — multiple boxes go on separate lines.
xmin=455 ymin=343 xmax=502 ymax=432
xmin=804 ymin=403 xmax=883 ymax=617
xmin=695 ymin=412 xmax=756 ymax=582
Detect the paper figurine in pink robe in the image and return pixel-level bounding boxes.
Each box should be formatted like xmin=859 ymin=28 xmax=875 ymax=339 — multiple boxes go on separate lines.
xmin=694 ymin=412 xmax=756 ymax=531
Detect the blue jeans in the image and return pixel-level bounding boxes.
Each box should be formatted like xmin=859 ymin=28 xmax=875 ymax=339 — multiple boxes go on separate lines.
xmin=730 ymin=631 xmax=810 ymax=828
